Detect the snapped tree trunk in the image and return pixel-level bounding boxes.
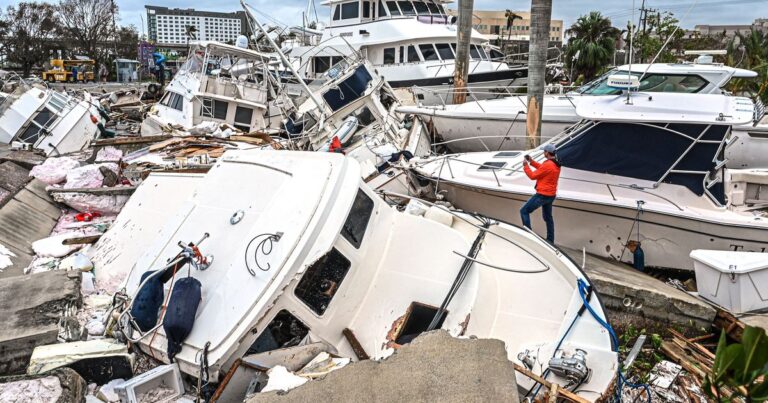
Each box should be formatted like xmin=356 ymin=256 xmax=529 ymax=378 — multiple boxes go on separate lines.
xmin=452 ymin=0 xmax=474 ymax=105
xmin=526 ymin=0 xmax=552 ymax=149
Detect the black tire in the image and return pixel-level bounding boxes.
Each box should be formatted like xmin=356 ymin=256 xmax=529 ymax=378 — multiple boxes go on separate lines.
xmin=147 ymin=83 xmax=160 ymax=95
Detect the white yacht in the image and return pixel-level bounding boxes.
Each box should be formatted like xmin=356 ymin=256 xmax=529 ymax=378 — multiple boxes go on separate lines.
xmin=141 ymin=41 xmax=282 ymax=136
xmin=0 ymin=83 xmax=104 ymax=156
xmin=107 ymin=150 xmax=617 ymax=401
xmin=282 ymin=0 xmax=527 ymax=105
xmin=410 ymin=93 xmax=768 ymax=271
xmin=399 ymin=57 xmax=761 ymax=154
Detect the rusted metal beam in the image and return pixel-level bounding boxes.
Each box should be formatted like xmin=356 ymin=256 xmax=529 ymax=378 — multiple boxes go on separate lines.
xmin=342 ymin=328 xmax=370 ymax=360
xmin=62 ymin=235 xmax=102 ymax=245
xmin=512 ymin=363 xmax=590 ymax=403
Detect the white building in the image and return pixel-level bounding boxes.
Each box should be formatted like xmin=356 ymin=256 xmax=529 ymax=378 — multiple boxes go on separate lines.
xmin=146 ymin=6 xmax=247 ymax=45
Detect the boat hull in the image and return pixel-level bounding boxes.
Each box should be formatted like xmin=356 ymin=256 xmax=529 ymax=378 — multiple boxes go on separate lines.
xmin=431 ymin=179 xmax=768 ymax=271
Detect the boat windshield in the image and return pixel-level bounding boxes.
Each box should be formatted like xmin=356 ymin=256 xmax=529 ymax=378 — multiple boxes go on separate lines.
xmin=574 ymin=70 xmax=709 ymax=95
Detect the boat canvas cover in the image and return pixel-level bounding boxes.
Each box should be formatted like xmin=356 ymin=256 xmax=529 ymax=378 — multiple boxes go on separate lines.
xmin=556 ymin=122 xmax=728 ymax=202
xmin=323 ymin=66 xmax=373 ymax=111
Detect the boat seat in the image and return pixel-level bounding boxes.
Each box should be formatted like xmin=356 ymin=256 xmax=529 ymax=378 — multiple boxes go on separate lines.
xmin=730 ymin=169 xmax=768 ymax=185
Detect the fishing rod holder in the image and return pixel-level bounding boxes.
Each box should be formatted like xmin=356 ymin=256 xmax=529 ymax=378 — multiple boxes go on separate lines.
xmin=176 ymin=232 xmax=214 ymax=271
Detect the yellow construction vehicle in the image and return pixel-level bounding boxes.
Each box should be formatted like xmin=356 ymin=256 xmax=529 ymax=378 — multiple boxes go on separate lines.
xmin=42 ymin=59 xmax=95 ymax=83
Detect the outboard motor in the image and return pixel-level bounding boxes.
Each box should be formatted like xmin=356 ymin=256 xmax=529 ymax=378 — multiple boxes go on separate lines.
xmin=548 ymin=349 xmax=591 ymax=386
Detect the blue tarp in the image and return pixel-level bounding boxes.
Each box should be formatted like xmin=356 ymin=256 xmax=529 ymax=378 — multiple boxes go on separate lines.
xmin=322 ymin=66 xmax=373 ymax=112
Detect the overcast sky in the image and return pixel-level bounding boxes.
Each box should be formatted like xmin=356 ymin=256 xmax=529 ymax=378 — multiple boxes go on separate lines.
xmin=1 ymin=0 xmax=766 ymax=35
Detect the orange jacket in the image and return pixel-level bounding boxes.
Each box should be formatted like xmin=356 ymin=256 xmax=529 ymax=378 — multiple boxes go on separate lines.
xmin=523 ymin=159 xmax=561 ymax=196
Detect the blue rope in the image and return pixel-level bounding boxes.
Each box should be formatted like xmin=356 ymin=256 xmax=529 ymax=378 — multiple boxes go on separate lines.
xmin=576 ymin=278 xmax=652 ymax=402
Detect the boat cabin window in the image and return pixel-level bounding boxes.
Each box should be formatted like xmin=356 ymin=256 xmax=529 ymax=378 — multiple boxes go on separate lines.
xmin=333 ymin=5 xmax=341 ymax=20
xmin=341 ymin=2 xmax=360 ymax=19
xmin=161 ymin=92 xmax=184 ymax=112
xmin=234 ymin=106 xmax=253 ymax=132
xmin=17 ymin=108 xmax=56 ymax=144
xmin=469 ymin=45 xmax=481 ymax=59
xmin=201 ymin=98 xmax=228 ymax=120
xmin=341 ymin=188 xmax=374 ymax=248
xmin=399 ymin=46 xmax=404 ymax=63
xmin=475 ymin=45 xmax=488 ymax=60
xmin=247 ymin=310 xmax=310 ymax=354
xmin=407 ymin=45 xmax=420 ymax=62
xmin=313 ymin=56 xmax=343 ymax=74
xmin=419 ymin=44 xmax=439 ymax=61
xmin=489 ymin=49 xmax=504 ymax=60
xmin=435 ymin=43 xmax=454 ymax=60
xmin=426 ymin=0 xmax=439 ymax=13
xmin=413 ymin=1 xmax=429 ymax=14
xmin=386 ymin=1 xmax=401 ymax=16
xmin=478 ymin=161 xmax=506 ymax=170
xmin=577 ymin=71 xmax=709 ymax=95
xmin=294 ymin=248 xmax=351 ymax=315
xmin=383 ymin=48 xmax=396 ymax=65
xmin=394 ymin=302 xmax=446 ymax=345
xmin=362 ymin=1 xmax=371 ymax=18
xmin=397 ymin=1 xmax=415 ymax=15
xmin=378 ymin=0 xmax=387 ymax=17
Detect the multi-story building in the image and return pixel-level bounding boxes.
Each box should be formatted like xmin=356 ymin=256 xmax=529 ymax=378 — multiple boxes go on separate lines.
xmin=694 ymin=18 xmax=768 ymax=38
xmin=446 ymin=9 xmax=564 ymax=43
xmin=146 ymin=5 xmax=248 ymax=45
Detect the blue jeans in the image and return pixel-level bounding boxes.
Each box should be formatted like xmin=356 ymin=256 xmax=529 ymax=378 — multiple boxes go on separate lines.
xmin=520 ymin=194 xmax=556 ymax=243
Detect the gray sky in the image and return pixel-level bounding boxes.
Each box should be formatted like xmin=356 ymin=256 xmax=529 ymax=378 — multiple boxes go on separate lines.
xmin=1 ymin=0 xmax=765 ymax=35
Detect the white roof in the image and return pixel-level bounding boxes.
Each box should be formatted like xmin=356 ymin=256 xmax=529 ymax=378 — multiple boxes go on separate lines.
xmin=576 ymin=93 xmax=755 ymax=125
xmin=617 ymin=62 xmax=758 ymax=79
xmin=690 ymin=250 xmax=768 ymax=273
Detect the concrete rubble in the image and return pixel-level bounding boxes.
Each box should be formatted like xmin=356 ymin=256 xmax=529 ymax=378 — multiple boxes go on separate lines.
xmin=248 ymin=331 xmax=520 ymax=403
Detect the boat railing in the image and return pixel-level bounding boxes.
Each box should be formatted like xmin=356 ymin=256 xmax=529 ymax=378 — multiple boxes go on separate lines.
xmin=415 ymin=151 xmax=686 ymax=211
xmin=409 ymin=84 xmax=577 ymax=109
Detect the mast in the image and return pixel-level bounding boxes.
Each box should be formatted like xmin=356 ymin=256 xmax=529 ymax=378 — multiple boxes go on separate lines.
xmin=452 ymin=0 xmax=474 ymax=104
xmin=525 ymin=0 xmax=552 ymax=149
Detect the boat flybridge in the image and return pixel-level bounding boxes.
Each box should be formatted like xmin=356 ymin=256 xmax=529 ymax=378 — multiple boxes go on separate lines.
xmin=399 ymin=55 xmax=761 ymax=154
xmin=110 ymin=149 xmax=617 ymax=401
xmin=281 ymin=0 xmax=527 ymax=105
xmin=0 ymin=81 xmax=104 ymax=156
xmin=141 ymin=41 xmax=285 ymax=135
xmin=410 ymin=92 xmax=768 ymax=271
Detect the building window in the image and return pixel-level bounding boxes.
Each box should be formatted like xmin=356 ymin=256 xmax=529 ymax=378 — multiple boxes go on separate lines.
xmin=383 ymin=47 xmax=396 ymax=64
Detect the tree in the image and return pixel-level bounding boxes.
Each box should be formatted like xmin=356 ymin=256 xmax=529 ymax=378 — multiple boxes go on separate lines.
xmin=57 ymin=0 xmax=117 ymax=73
xmin=526 ymin=0 xmax=552 ymax=148
xmin=726 ymin=29 xmax=768 ymax=104
xmin=504 ymin=9 xmax=522 ymax=42
xmin=115 ymin=25 xmax=139 ymax=60
xmin=633 ymin=11 xmax=684 ymax=63
xmin=452 ymin=0 xmax=474 ymax=104
xmin=564 ymin=12 xmax=620 ymax=82
xmin=3 ymin=2 xmax=59 ymax=77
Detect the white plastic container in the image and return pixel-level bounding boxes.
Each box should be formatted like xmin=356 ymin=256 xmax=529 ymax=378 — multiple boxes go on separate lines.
xmin=690 ymin=250 xmax=768 ymax=313
xmin=115 ymin=363 xmax=184 ymax=403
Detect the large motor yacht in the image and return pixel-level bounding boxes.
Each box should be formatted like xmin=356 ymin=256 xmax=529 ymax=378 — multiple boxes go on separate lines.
xmin=399 ymin=56 xmax=763 ymax=156
xmin=283 ymin=0 xmax=528 ymax=105
xmin=410 ymin=92 xmax=768 ymax=271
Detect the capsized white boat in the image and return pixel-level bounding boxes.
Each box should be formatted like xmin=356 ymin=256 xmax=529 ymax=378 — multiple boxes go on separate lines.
xmin=399 ymin=57 xmax=764 ymax=161
xmin=409 ymin=92 xmax=768 ymax=271
xmin=0 ymin=84 xmax=104 ymax=155
xmin=109 ymin=150 xmax=617 ymax=400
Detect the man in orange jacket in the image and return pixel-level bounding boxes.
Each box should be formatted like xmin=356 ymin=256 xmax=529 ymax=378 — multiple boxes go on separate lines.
xmin=521 ymin=143 xmax=561 ymax=243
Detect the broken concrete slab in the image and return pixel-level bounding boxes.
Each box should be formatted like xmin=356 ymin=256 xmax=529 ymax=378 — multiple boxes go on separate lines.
xmin=248 ymin=331 xmax=519 ymax=403
xmin=0 ymin=270 xmax=82 ymax=376
xmin=0 ymin=162 xmax=30 ymax=204
xmin=563 ymin=248 xmax=716 ymax=330
xmin=28 ymin=339 xmax=133 ymax=384
xmin=0 ymin=367 xmax=86 ymax=403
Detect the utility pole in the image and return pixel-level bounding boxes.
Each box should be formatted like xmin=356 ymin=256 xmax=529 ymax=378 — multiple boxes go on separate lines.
xmin=525 ymin=0 xmax=552 ymax=149
xmin=452 ymin=0 xmax=474 ymax=104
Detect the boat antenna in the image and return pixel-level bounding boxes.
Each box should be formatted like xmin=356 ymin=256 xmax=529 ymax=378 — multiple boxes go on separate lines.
xmin=637 ymin=0 xmax=701 ymax=82
xmin=626 ymin=0 xmax=635 ymax=104
xmin=241 ymin=0 xmax=326 ymax=119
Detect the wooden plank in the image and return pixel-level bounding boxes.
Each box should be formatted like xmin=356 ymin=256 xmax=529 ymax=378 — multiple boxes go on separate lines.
xmin=342 ymin=328 xmax=370 ymax=360
xmin=512 ymin=363 xmax=590 ymax=403
xmin=92 ymin=135 xmax=172 ymax=147
xmin=62 ymin=235 xmax=102 ymax=245
xmin=714 ymin=309 xmax=745 ymax=342
xmin=48 ymin=186 xmax=137 ymax=196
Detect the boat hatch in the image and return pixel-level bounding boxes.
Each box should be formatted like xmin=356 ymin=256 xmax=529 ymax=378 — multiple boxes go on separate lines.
xmin=323 ymin=66 xmax=373 ymax=111
xmin=493 ymin=151 xmax=521 ymax=158
xmin=294 ymin=248 xmax=351 ymax=315
xmin=247 ymin=310 xmax=310 ymax=355
xmin=478 ymin=161 xmax=506 ymax=171
xmin=394 ymin=302 xmax=447 ymax=345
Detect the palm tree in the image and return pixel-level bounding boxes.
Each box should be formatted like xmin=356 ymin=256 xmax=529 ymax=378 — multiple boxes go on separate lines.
xmin=504 ymin=9 xmax=522 ymax=42
xmin=564 ymin=11 xmax=620 ymax=81
xmin=727 ymin=28 xmax=768 ymax=103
